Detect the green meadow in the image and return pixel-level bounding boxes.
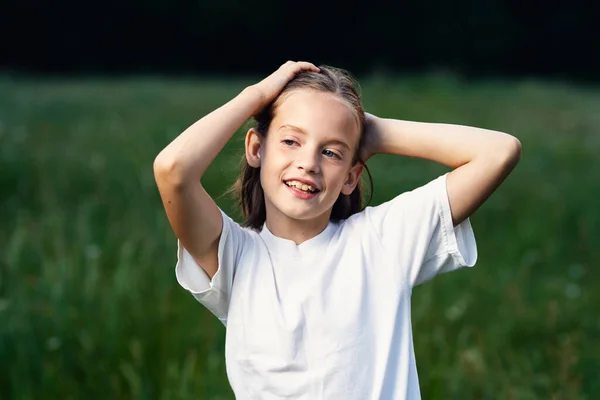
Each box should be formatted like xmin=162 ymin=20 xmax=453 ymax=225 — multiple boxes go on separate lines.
xmin=1 ymin=73 xmax=599 ymax=399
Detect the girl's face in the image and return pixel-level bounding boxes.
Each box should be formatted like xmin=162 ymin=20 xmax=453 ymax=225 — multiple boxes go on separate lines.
xmin=246 ymin=89 xmax=364 ymax=228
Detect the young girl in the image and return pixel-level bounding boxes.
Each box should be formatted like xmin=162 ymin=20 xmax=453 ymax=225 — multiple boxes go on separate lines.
xmin=154 ymin=61 xmax=521 ymax=399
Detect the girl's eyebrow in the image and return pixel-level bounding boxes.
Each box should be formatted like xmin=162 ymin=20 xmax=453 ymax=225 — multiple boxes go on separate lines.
xmin=278 ymin=124 xmax=307 ymax=134
xmin=278 ymin=124 xmax=351 ymax=151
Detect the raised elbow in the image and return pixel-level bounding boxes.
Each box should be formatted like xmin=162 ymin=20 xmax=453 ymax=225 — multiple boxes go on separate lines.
xmin=505 ymin=136 xmax=522 ymax=166
xmin=153 ymin=153 xmax=188 ymax=188
xmin=494 ymin=135 xmax=522 ymax=172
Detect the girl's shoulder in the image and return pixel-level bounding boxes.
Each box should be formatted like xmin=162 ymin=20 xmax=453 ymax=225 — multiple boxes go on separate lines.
xmin=344 ymin=174 xmax=449 ymax=232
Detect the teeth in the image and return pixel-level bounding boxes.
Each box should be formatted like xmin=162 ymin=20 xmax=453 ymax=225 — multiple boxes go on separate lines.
xmin=286 ymin=180 xmax=316 ymax=193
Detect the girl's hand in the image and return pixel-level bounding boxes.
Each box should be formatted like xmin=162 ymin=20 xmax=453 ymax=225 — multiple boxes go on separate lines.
xmin=250 ymin=61 xmax=320 ymax=114
xmin=360 ymin=112 xmax=383 ymax=162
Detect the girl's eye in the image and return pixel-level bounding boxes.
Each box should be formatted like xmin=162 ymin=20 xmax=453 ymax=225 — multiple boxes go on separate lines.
xmin=322 ymin=149 xmax=340 ymax=159
xmin=282 ymin=140 xmax=296 ymax=146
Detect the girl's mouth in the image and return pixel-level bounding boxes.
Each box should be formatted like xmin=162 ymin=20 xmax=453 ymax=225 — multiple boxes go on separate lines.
xmin=284 ymin=180 xmax=320 ymax=199
xmin=284 ymin=180 xmax=319 ymax=193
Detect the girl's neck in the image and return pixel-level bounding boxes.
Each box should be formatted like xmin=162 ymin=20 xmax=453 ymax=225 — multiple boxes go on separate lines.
xmin=264 ymin=212 xmax=331 ymax=245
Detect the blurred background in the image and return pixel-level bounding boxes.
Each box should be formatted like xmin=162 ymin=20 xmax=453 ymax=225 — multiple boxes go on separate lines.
xmin=1 ymin=1 xmax=599 ymax=399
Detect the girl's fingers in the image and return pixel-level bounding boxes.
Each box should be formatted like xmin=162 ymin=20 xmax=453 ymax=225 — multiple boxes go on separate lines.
xmin=287 ymin=62 xmax=319 ymax=79
xmin=280 ymin=61 xmax=320 ymax=74
xmin=252 ymin=61 xmax=320 ymax=109
xmin=295 ymin=61 xmax=320 ymax=72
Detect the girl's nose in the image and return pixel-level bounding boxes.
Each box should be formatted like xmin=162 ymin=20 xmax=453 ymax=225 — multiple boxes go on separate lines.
xmin=295 ymin=149 xmax=320 ymax=174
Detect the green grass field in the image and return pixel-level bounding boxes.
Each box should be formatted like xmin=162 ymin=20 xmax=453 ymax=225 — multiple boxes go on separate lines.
xmin=1 ymin=73 xmax=599 ymax=399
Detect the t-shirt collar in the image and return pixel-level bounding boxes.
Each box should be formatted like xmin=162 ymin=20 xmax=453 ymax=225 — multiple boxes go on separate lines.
xmin=259 ymin=220 xmax=337 ymax=255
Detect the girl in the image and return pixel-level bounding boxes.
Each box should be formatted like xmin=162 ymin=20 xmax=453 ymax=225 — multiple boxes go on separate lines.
xmin=154 ymin=61 xmax=521 ymax=399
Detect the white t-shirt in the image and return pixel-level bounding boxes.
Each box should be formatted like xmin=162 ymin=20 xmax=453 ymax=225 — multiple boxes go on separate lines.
xmin=175 ymin=173 xmax=477 ymax=400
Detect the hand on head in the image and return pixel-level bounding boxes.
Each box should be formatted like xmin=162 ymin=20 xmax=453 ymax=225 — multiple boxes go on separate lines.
xmin=360 ymin=113 xmax=382 ymax=163
xmin=251 ymin=61 xmax=320 ymax=115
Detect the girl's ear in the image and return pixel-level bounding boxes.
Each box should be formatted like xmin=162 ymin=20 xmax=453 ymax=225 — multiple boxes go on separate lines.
xmin=245 ymin=128 xmax=262 ymax=168
xmin=341 ymin=162 xmax=364 ymax=195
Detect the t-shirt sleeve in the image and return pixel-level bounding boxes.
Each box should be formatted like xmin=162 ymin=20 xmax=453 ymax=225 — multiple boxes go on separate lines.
xmin=365 ymin=173 xmax=477 ymax=288
xmin=174 ymin=208 xmax=248 ymax=325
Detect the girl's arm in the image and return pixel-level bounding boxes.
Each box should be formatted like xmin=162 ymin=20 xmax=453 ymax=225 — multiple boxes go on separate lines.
xmin=363 ymin=114 xmax=522 ymax=226
xmin=154 ymin=61 xmax=319 ymax=278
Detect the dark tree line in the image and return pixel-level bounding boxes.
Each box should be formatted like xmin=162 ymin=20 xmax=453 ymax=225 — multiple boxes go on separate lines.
xmin=1 ymin=0 xmax=598 ymax=81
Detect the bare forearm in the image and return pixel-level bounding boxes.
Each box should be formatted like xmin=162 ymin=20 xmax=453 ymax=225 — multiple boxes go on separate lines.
xmin=369 ymin=116 xmax=520 ymax=168
xmin=154 ymin=86 xmax=263 ymax=182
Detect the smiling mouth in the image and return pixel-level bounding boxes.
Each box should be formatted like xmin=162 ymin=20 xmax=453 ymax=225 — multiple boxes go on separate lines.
xmin=284 ymin=180 xmax=320 ymax=194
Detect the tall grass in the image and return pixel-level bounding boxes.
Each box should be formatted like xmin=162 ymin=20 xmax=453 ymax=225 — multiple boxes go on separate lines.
xmin=1 ymin=74 xmax=599 ymax=399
